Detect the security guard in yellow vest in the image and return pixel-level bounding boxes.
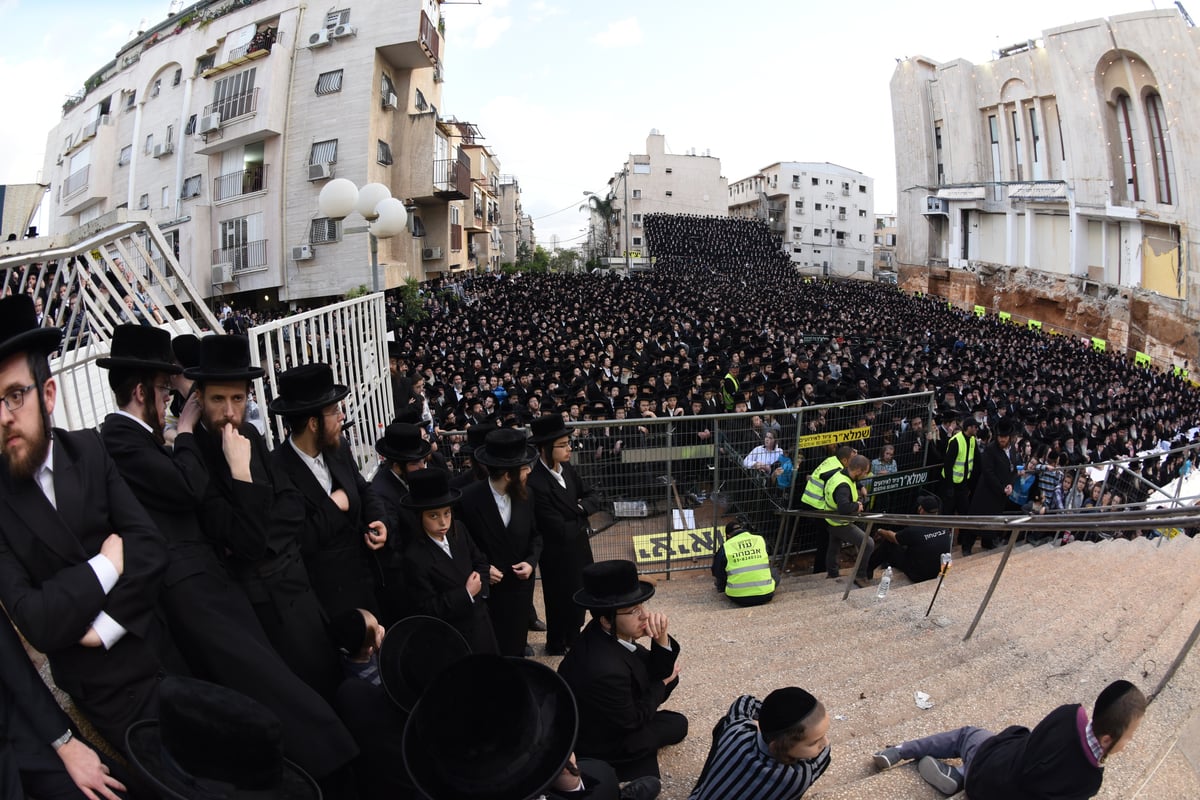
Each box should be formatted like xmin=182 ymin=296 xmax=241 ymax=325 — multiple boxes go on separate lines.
xmin=822 ymin=454 xmax=874 ymax=586
xmin=799 ymin=444 xmax=855 ymax=577
xmin=943 ymin=415 xmax=978 ymax=514
xmin=712 ymin=523 xmax=776 ymax=606
xmin=721 ymin=363 xmax=741 ymax=412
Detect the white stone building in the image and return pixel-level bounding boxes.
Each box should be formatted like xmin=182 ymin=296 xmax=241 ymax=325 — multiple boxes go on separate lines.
xmin=890 ymin=8 xmax=1199 ymax=306
xmin=41 ymin=0 xmax=500 ymax=307
xmin=607 ymin=131 xmax=728 ymax=264
xmin=728 ymin=162 xmax=875 ymax=278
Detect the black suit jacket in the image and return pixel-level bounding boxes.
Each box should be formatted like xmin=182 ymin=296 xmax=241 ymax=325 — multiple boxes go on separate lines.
xmin=0 ymin=429 xmax=167 ymax=741
xmin=557 ymin=619 xmax=680 ymax=762
xmin=456 ymin=479 xmax=542 ymax=583
xmin=969 ymin=441 xmax=1020 ymax=516
xmin=527 ymin=460 xmax=602 ymax=544
xmin=401 ymin=524 xmax=496 ymax=655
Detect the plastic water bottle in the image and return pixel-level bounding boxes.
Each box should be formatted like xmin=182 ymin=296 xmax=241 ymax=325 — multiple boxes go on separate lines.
xmin=876 ymin=566 xmax=892 ymax=599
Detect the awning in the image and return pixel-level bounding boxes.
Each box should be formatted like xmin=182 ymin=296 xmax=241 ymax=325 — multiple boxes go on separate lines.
xmin=1008 ymin=183 xmax=1068 ymax=200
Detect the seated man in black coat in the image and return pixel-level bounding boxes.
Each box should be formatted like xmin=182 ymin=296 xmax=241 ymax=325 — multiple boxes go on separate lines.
xmin=869 ymin=493 xmax=953 ymax=583
xmin=873 ymin=679 xmax=1146 ymax=798
xmin=557 ymin=560 xmax=687 ymax=781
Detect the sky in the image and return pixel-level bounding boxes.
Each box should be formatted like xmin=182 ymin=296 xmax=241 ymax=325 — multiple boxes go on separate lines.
xmin=0 ymin=0 xmax=1167 ymax=248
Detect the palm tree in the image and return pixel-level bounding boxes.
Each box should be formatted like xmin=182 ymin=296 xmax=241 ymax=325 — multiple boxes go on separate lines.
xmin=580 ymin=193 xmax=615 ymax=263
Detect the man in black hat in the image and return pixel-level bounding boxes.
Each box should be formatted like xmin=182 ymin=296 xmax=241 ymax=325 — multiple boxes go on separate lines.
xmin=558 ymin=560 xmax=687 ymax=782
xmin=528 ymin=415 xmax=602 ymax=656
xmin=0 ymin=295 xmax=170 ymax=755
xmin=186 ymin=336 xmax=344 ymax=699
xmin=942 ymin=415 xmax=978 ymax=515
xmin=97 ymin=326 xmax=358 ymax=784
xmin=368 ymin=421 xmax=433 ymax=623
xmin=270 ymin=362 xmax=387 ymax=620
xmin=456 ymin=428 xmax=543 ymax=657
xmin=162 ymin=332 xmax=199 ymax=447
xmin=963 ymin=418 xmax=1021 ymax=555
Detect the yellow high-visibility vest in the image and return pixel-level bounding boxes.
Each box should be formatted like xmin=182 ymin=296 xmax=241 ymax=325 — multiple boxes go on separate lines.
xmin=823 ymin=470 xmax=859 ymax=526
xmin=723 ymin=533 xmax=775 ymax=598
xmin=948 ymin=431 xmax=976 ymax=484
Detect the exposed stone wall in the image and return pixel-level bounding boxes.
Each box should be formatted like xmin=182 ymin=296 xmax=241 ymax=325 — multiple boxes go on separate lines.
xmin=898 ymin=264 xmax=1198 ymax=368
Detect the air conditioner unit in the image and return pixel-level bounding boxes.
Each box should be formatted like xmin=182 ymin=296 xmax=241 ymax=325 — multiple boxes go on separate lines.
xmin=152 ymin=142 xmax=173 ymax=158
xmin=923 ymin=196 xmax=949 ymax=215
xmin=433 ymin=62 xmax=444 ymax=83
xmin=292 ymin=244 xmax=314 ymax=261
xmin=330 ymin=24 xmax=357 ymax=39
xmin=211 ymin=263 xmax=233 ymax=285
xmin=308 ymin=29 xmax=331 ymax=48
xmin=164 ymin=275 xmax=179 ymax=291
xmin=198 ymin=114 xmax=221 ymax=134
xmin=422 ymin=247 xmax=443 ymax=260
xmin=838 ymin=212 xmax=846 ymax=220
xmin=791 ymin=180 xmax=801 ymax=188
xmin=308 ymin=162 xmax=334 ymax=181
xmin=382 ymin=92 xmax=398 ymax=110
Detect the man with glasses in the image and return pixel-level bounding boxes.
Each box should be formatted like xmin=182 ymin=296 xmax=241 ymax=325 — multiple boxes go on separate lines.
xmin=559 ymin=560 xmax=687 ymax=786
xmin=97 ymin=325 xmax=357 ymax=785
xmin=269 ymin=362 xmax=388 ymax=620
xmin=528 ymin=415 xmax=602 ymax=656
xmin=0 ymin=297 xmax=170 ymax=758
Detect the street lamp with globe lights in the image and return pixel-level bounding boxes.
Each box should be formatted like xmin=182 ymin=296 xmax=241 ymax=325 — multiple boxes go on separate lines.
xmin=316 ymin=178 xmax=408 ymax=292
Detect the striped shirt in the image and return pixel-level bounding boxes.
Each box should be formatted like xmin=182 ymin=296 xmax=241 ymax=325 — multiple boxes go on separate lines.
xmin=689 ymin=695 xmax=831 ymax=800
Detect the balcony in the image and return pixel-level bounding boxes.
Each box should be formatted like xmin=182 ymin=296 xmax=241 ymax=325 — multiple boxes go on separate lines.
xmin=214 ymin=165 xmax=268 ymax=202
xmin=451 ymin=224 xmax=463 ymax=251
xmin=204 ymin=88 xmax=259 ymax=125
xmin=211 ymin=240 xmax=269 ymax=275
xmin=379 ymin=11 xmax=442 ymax=69
xmin=433 ymin=155 xmax=471 ymax=199
xmin=63 ymin=165 xmax=90 ymax=199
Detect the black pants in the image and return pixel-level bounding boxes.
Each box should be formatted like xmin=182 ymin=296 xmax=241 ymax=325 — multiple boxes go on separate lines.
xmin=608 ymin=710 xmax=689 ymax=781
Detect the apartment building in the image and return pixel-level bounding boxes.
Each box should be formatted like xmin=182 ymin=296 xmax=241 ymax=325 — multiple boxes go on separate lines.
xmin=496 ymin=174 xmax=528 ymax=265
xmin=874 ymin=213 xmax=897 ymax=275
xmin=460 ymin=141 xmax=502 ymax=272
xmin=890 ymin=9 xmax=1200 ymax=326
xmin=608 ymin=131 xmax=728 ymax=264
xmin=728 ymin=162 xmax=875 ymax=278
xmin=41 ymin=0 xmax=487 ymax=307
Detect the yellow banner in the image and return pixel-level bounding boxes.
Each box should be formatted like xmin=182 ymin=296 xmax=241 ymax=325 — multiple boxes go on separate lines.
xmin=1091 ymin=337 xmax=1107 ymax=352
xmin=1028 ymin=319 xmax=1042 ymax=330
xmin=797 ymin=426 xmax=872 ymax=450
xmin=1135 ymin=351 xmax=1151 ymax=367
xmin=998 ymin=311 xmax=1012 ymax=322
xmin=633 ymin=528 xmax=717 ymax=565
xmin=973 ymin=305 xmax=985 ymax=317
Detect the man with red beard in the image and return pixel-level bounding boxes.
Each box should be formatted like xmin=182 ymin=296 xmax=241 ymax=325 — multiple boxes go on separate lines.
xmin=0 ymin=296 xmax=169 ymax=756
xmin=97 ymin=325 xmax=358 ymax=785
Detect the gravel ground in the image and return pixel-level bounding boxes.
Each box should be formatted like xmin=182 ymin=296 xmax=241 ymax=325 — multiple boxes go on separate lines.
xmin=529 ymin=535 xmax=1200 ymax=799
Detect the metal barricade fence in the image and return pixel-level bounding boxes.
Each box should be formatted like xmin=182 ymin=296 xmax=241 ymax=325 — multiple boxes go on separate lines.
xmin=247 ymin=294 xmax=393 ymax=478
xmin=434 ymin=392 xmax=937 ymax=576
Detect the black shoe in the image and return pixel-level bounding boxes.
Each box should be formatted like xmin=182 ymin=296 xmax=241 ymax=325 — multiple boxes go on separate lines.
xmin=918 ymin=756 xmax=964 ymax=795
xmin=620 ymin=776 xmax=661 ymax=800
xmin=529 ymin=618 xmax=547 ymax=632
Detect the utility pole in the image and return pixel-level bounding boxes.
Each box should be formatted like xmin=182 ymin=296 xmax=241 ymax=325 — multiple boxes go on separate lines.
xmin=622 ymin=163 xmax=631 ymax=275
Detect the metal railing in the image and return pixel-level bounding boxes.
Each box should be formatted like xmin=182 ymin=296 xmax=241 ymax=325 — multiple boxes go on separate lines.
xmin=211 ymin=239 xmax=268 ymax=274
xmin=204 ymin=88 xmax=259 ymax=123
xmin=214 ymin=165 xmax=267 ymax=201
xmin=63 ymin=165 xmax=90 ymax=198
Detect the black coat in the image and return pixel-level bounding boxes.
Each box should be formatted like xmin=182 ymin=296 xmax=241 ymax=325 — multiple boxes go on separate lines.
xmin=367 ymin=466 xmax=419 ymax=623
xmin=557 ymin=619 xmax=680 ymax=764
xmin=969 ymin=440 xmax=1020 ymax=516
xmin=401 ymin=523 xmax=497 ymax=655
xmin=272 ymin=440 xmax=383 ymax=618
xmin=0 ymin=429 xmax=167 ymax=752
xmin=99 ymin=415 xmax=358 ymax=779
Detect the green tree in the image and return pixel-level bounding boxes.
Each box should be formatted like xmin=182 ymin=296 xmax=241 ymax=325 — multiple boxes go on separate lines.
xmin=529 ymin=246 xmax=551 ymax=273
xmin=393 ymin=278 xmax=428 ymax=326
xmin=550 ymin=249 xmax=579 ymax=273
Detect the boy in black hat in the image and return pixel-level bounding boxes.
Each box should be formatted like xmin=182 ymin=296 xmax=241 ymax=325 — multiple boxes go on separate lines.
xmin=874 ymin=679 xmax=1147 ymax=798
xmin=558 ymin=560 xmax=688 ymax=782
xmin=0 ymin=295 xmax=170 ymax=756
xmin=689 ymin=686 xmax=831 ymax=800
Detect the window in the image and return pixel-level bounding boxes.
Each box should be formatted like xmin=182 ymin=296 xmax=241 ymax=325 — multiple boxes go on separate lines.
xmin=632 ymin=214 xmax=642 ymax=222
xmin=632 ymin=189 xmax=641 ymax=199
xmin=182 ymin=174 xmax=202 ymax=198
xmin=1011 ymin=109 xmax=1024 ymax=181
xmin=326 ymin=9 xmax=350 ymax=27
xmin=632 ymin=237 xmax=642 ymax=246
xmin=172 ymin=68 xmax=182 ymax=87
xmin=664 ymin=190 xmax=672 ymax=197
xmin=665 ymin=167 xmax=672 ymax=174
xmin=857 ymin=260 xmax=866 ymax=272
xmin=212 ymin=68 xmax=256 ymax=121
xmin=415 ymin=88 xmax=427 ymax=110
xmin=311 ymin=218 xmax=340 ymax=243
xmin=125 ymin=91 xmax=136 ymax=110
xmin=144 ymin=134 xmax=154 ymax=155
xmin=1145 ymin=92 xmax=1174 ymax=205
xmin=310 ymin=139 xmax=338 ymax=165
xmin=1115 ymin=94 xmax=1140 ymax=201
xmin=814 ymin=203 xmax=822 ymax=211
xmin=935 ymin=122 xmax=945 ymax=185
xmin=794 ymin=200 xmax=804 ymax=211
xmin=377 ymin=139 xmax=393 ymax=165
xmin=381 ymin=72 xmax=396 ymax=100
xmin=162 ymin=186 xmax=170 ymax=208
xmin=218 ymin=212 xmax=265 ymax=272
xmin=988 ymin=113 xmax=1002 ymax=200
xmin=151 ymin=79 xmax=161 ymax=98
xmin=316 ymin=69 xmax=344 ymax=95
xmin=1029 ymin=107 xmax=1042 ymax=165
xmin=166 ymin=124 xmax=174 ymax=143
xmin=450 ymin=205 xmax=460 ymax=225
xmin=185 ymin=114 xmax=197 ymax=135
xmin=118 ymin=145 xmax=132 ymax=166
xmin=138 ymin=193 xmax=150 ymax=210
xmin=811 ymin=177 xmax=819 ymax=186
xmin=858 ymin=209 xmax=866 ymax=217
xmin=858 ymin=185 xmax=867 ymax=193
xmin=195 ymin=53 xmax=215 ymax=75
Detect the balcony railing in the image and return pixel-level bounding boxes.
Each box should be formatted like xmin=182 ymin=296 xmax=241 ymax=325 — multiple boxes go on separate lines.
xmin=214 ymin=165 xmax=268 ymax=201
xmin=419 ymin=12 xmax=440 ymax=62
xmin=228 ymin=27 xmax=277 ymax=61
xmin=63 ymin=165 xmax=90 ymax=198
xmin=204 ymin=88 xmax=259 ymax=123
xmin=433 ymin=157 xmax=471 ymax=198
xmin=211 ymin=239 xmax=269 ymax=274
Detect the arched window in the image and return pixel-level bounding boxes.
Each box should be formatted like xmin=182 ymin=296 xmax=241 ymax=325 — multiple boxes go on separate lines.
xmin=1145 ymin=92 xmax=1174 ymax=204
xmin=1115 ymin=93 xmax=1140 ymax=202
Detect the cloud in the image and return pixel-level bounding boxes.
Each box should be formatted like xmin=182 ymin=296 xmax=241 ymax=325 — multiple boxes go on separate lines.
xmin=445 ymin=0 xmax=513 ymax=50
xmin=592 ymin=17 xmax=642 ymax=48
xmin=527 ymin=1 xmax=563 ymax=23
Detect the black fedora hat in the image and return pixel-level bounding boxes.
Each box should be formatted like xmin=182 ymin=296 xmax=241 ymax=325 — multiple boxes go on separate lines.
xmin=172 ymin=333 xmax=201 ymax=370
xmin=379 ymin=615 xmax=471 ymax=712
xmin=403 ymin=654 xmax=577 ymax=800
xmin=0 ymin=294 xmax=60 ymax=364
xmin=400 ymin=468 xmax=462 ymax=510
xmin=97 ymin=324 xmax=182 ymax=374
xmin=268 ymin=363 xmax=349 ymax=417
xmin=573 ymin=559 xmax=655 ymax=611
xmin=183 ymin=335 xmax=265 ymax=382
xmin=474 ymin=428 xmax=536 ymax=468
xmin=528 ymin=414 xmax=571 ymax=445
xmin=375 ymin=422 xmax=432 ymax=463
xmin=126 ymin=677 xmax=319 ymax=800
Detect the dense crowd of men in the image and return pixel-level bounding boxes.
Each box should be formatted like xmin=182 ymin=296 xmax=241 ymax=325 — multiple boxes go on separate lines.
xmin=0 ymin=209 xmax=1192 ymax=799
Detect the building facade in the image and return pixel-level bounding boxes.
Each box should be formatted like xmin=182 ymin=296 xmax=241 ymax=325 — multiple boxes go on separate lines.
xmin=890 ymin=8 xmax=1200 ymax=361
xmin=874 ymin=213 xmax=897 ymax=275
xmin=41 ymin=0 xmax=513 ymax=307
xmin=607 ymin=131 xmax=728 ymax=265
xmin=728 ymin=162 xmax=875 ymax=278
